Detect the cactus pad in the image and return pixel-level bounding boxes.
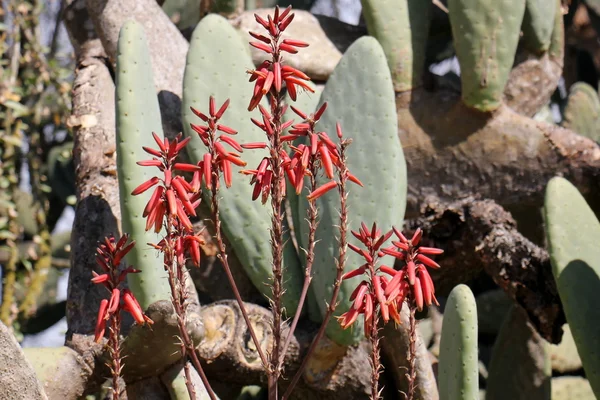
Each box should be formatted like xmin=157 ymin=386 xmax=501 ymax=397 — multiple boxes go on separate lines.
xmin=544 ymin=176 xmax=600 ymax=398
xmin=115 ymin=20 xmax=171 ymax=309
xmin=438 ymin=284 xmax=479 ymax=400
xmin=561 ymin=82 xmax=600 ymax=142
xmin=522 ymin=0 xmax=558 ymax=53
xmin=360 ymin=0 xmax=432 ymax=92
xmin=297 ymin=36 xmax=407 ymax=345
xmin=448 ymin=0 xmax=526 ymax=111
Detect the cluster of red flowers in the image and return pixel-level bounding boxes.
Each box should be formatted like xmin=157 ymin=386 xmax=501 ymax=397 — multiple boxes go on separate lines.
xmin=132 ymin=133 xmax=206 ymax=266
xmin=286 ymin=108 xmax=363 ymax=199
xmin=381 ymin=227 xmax=442 ymax=311
xmin=92 ymin=234 xmax=153 ymax=342
xmin=247 ymin=6 xmax=314 ymax=111
xmin=240 ymin=102 xmax=363 ymax=203
xmin=190 ymin=97 xmax=249 ymax=189
xmin=338 ymin=223 xmax=442 ymax=337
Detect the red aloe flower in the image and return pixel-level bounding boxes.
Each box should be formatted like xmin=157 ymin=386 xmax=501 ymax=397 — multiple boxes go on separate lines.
xmin=92 ymin=235 xmax=153 ymax=343
xmin=189 ymin=96 xmax=247 ymax=189
xmin=133 ymin=132 xmax=200 ymax=232
xmin=381 ymin=227 xmax=443 ymax=312
xmin=337 ymin=222 xmax=393 ymax=337
xmin=338 ymin=224 xmax=443 ymax=334
xmin=132 ymin=132 xmax=206 ymax=267
xmin=246 ymin=7 xmax=314 ymax=110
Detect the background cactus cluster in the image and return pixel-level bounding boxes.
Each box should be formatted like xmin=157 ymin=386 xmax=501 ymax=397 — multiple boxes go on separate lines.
xmin=4 ymin=0 xmax=600 ymax=399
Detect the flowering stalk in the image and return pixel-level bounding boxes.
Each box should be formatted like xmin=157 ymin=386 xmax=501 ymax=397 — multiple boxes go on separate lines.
xmin=381 ymin=228 xmax=443 ymax=400
xmin=132 ymin=134 xmax=216 ymax=400
xmin=243 ymin=7 xmax=315 ymax=397
xmin=278 ymin=102 xmax=332 ymax=363
xmin=188 ymin=96 xmax=270 ymax=370
xmin=92 ymin=234 xmax=153 ymax=400
xmin=340 ymin=223 xmax=394 ymax=400
xmin=335 ymin=224 xmax=443 ymax=400
xmin=282 ymin=124 xmax=360 ymax=399
xmin=407 ymin=302 xmax=418 ymax=399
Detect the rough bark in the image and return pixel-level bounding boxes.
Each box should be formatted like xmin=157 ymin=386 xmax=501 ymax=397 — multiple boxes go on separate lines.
xmin=398 ymin=90 xmax=600 ymax=218
xmin=64 ymin=0 xmax=98 ymax=53
xmin=66 ymin=37 xmax=120 ymax=338
xmin=504 ymin=47 xmax=563 ymax=117
xmin=196 ymin=301 xmax=373 ymax=399
xmin=405 ymin=196 xmax=565 ymax=344
xmin=0 ymin=322 xmax=48 ymax=400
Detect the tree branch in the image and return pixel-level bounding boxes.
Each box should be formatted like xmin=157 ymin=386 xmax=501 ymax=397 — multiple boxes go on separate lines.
xmin=405 ymin=195 xmax=565 ymax=343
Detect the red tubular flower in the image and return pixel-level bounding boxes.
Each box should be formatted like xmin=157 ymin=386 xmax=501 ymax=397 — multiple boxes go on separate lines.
xmin=122 ymin=289 xmax=153 ymax=325
xmin=189 ymin=96 xmax=248 ymax=192
xmin=336 ymin=222 xmax=396 ymax=336
xmin=338 ymin=224 xmax=443 ymax=333
xmin=92 ymin=235 xmax=153 ymax=343
xmin=382 ymin=227 xmax=443 ymax=312
xmin=246 ymin=7 xmax=314 ymax=110
xmin=94 ymin=299 xmax=109 ymax=342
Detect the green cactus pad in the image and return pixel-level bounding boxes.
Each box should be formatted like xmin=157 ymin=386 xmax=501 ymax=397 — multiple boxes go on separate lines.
xmin=561 ymin=82 xmax=600 ymax=141
xmin=181 ymin=14 xmax=304 ymax=314
xmin=297 ymin=36 xmax=407 ymax=345
xmin=486 ymin=305 xmax=551 ymax=400
xmin=544 ymin=177 xmax=600 ymax=398
xmin=522 ymin=0 xmax=558 ymax=53
xmin=438 ymin=284 xmax=479 ymax=400
xmin=448 ymin=0 xmax=526 ymax=111
xmin=360 ymin=0 xmax=432 ymax=92
xmin=116 ymin=20 xmax=171 ymax=309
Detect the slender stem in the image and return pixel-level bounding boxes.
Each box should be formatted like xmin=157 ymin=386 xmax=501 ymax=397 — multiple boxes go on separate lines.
xmin=267 ymin=87 xmax=286 ymax=400
xmin=278 ymin=161 xmax=318 ymax=365
xmin=406 ymin=302 xmax=417 ymax=400
xmin=164 ymin=218 xmax=217 ymax=400
xmin=282 ymin=139 xmax=351 ymax=400
xmin=108 ymin=312 xmax=122 ymax=400
xmin=210 ymin=149 xmax=269 ymax=370
xmin=369 ymin=310 xmax=382 ymax=400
